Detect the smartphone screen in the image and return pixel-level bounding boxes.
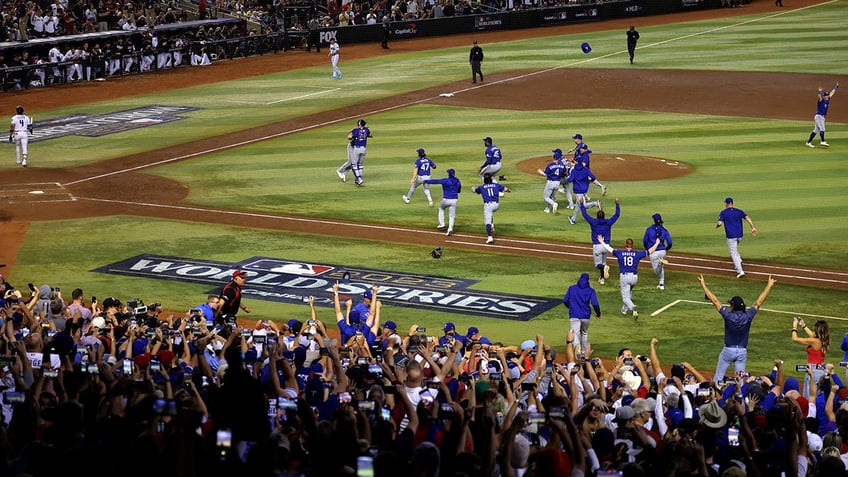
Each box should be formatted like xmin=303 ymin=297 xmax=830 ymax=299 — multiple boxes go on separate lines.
xmin=122 ymin=359 xmax=133 ymax=375
xmin=357 ymin=456 xmax=374 ymax=477
xmin=216 ymin=429 xmax=232 ymax=448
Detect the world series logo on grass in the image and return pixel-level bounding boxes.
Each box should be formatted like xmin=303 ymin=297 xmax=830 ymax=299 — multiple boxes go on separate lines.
xmin=95 ymin=254 xmax=560 ymax=321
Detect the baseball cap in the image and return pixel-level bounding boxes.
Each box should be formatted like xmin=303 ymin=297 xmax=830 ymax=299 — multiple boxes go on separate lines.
xmin=552 ymin=148 xmax=563 ymax=156
xmin=384 ymin=320 xmax=397 ymax=332
xmin=90 ymin=316 xmax=106 ymax=329
xmin=466 ymin=326 xmax=479 ymax=337
xmin=520 ymin=339 xmax=536 ymax=351
xmin=416 ymin=148 xmax=425 ymax=156
xmin=652 ymin=213 xmax=663 ymax=224
xmin=232 ymin=270 xmax=248 ymax=278
xmin=725 ymin=197 xmax=734 ymax=204
xmin=447 ymin=168 xmax=456 ymax=177
xmin=572 ymin=133 xmax=583 ymax=140
xmin=443 ymin=322 xmax=456 ymax=332
xmin=363 ymin=289 xmax=373 ymax=299
xmin=482 ymin=136 xmax=492 ymax=143
xmin=102 ymin=297 xmax=121 ymax=309
xmin=729 ymin=296 xmax=745 ymax=308
xmin=473 ymin=40 xmax=478 ymax=44
xmin=613 ymin=405 xmax=635 ymax=423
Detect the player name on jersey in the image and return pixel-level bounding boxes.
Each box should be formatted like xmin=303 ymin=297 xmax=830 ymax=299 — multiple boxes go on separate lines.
xmin=31 ymin=105 xmax=199 ymax=142
xmin=95 ymin=254 xmax=560 ymax=321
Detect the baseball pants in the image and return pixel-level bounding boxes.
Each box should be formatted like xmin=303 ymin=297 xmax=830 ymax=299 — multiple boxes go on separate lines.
xmin=726 ymin=237 xmax=744 ymax=275
xmin=714 ymin=346 xmax=747 ymax=381
xmin=479 ymin=163 xmax=501 ymax=182
xmin=438 ymin=198 xmax=458 ymax=231
xmin=559 ymin=180 xmax=574 ymax=207
xmin=569 ymin=318 xmax=590 ymax=356
xmin=406 ymin=175 xmax=432 ymax=202
xmin=813 ymin=114 xmax=826 ymax=134
xmin=13 ymin=132 xmax=28 ymax=163
xmin=543 ymin=180 xmax=559 ymax=210
xmin=619 ymin=273 xmax=639 ymax=312
xmin=483 ymin=201 xmax=499 ymax=236
xmin=570 ymin=193 xmax=599 ymax=222
xmin=338 ymin=145 xmax=366 ymax=182
xmin=649 ymin=250 xmax=667 ymax=285
xmin=593 ymin=244 xmax=608 ymax=267
xmin=331 ymin=54 xmax=340 ymax=77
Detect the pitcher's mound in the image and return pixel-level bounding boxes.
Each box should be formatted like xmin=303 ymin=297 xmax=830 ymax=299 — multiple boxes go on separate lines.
xmin=516 ymin=154 xmax=691 ymax=181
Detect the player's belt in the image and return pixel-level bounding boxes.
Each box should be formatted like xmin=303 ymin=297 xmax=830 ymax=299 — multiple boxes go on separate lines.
xmin=620 ymin=272 xmax=636 ymax=275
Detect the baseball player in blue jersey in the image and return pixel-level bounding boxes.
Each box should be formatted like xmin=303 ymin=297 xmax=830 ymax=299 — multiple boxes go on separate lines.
xmin=403 ymin=148 xmax=436 ymax=206
xmin=562 ymin=272 xmax=602 ymax=357
xmin=806 ymin=82 xmax=838 ymax=148
xmin=716 ymin=197 xmax=757 ymax=278
xmin=598 ymin=235 xmax=660 ymax=319
xmin=336 ymin=119 xmax=372 ymax=186
xmin=643 ymin=213 xmax=673 ymax=290
xmin=566 ymin=161 xmax=601 ymax=225
xmin=424 ymin=168 xmax=462 ymax=236
xmin=580 ymin=196 xmax=620 ymax=285
xmin=479 ymin=137 xmax=502 ymax=182
xmin=538 ymin=148 xmax=567 ymax=214
xmin=558 ymin=158 xmax=576 ymax=209
xmin=569 ymin=134 xmax=607 ymax=196
xmin=472 ymin=173 xmax=510 ymax=244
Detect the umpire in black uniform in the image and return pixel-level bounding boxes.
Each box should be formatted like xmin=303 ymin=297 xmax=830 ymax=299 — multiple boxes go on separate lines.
xmin=307 ymin=15 xmax=320 ymax=52
xmin=626 ymin=26 xmax=640 ymax=64
xmin=469 ymin=40 xmax=484 ymax=83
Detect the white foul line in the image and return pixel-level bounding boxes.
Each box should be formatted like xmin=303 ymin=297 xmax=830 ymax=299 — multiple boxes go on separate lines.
xmin=651 ymin=299 xmax=847 ymax=320
xmin=61 ymin=1 xmax=835 ymax=188
xmin=266 ymin=88 xmax=341 ymax=105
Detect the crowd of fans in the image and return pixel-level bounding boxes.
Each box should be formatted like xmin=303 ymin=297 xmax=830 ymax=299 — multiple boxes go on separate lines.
xmin=0 ymin=271 xmax=847 ymax=477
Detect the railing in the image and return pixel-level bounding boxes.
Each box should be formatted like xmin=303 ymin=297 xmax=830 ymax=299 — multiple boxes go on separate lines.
xmin=1 ymin=32 xmax=297 ymax=92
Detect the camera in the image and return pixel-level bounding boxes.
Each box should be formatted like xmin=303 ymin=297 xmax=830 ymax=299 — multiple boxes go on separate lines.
xmin=278 ymin=397 xmax=298 ymax=410
xmin=216 ymin=429 xmax=232 ymax=449
xmin=840 ymin=362 xmax=848 ymax=368
xmin=521 ymin=382 xmax=536 ymax=391
xmin=126 ymin=299 xmax=147 ymax=316
xmin=796 ymin=364 xmax=809 ymax=372
xmin=433 ymin=346 xmax=447 ymax=353
xmin=728 ymin=426 xmax=740 ymax=446
xmin=697 ymin=388 xmax=711 ymax=397
xmin=150 ymin=357 xmax=161 ymax=373
xmin=367 ymin=364 xmax=383 ymax=378
xmin=489 ymin=372 xmax=502 ymax=380
xmin=622 ymin=357 xmax=634 ymax=366
xmin=3 ymin=391 xmax=24 ymax=404
xmin=339 ymin=392 xmax=352 ymax=403
xmin=548 ymin=407 xmax=565 ymax=419
xmin=528 ymin=412 xmax=546 ymax=424
xmin=253 ymin=335 xmax=266 ymax=345
xmin=122 ymin=359 xmax=133 ymax=375
xmin=358 ymin=400 xmax=375 ymax=412
xmin=416 ymin=327 xmax=426 ymax=335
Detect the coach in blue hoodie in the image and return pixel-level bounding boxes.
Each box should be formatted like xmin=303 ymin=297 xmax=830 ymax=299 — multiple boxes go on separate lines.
xmin=563 ymin=273 xmax=602 ymax=357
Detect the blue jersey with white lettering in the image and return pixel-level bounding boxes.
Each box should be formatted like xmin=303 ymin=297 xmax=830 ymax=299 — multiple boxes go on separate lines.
xmin=484 ymin=145 xmax=502 ymax=165
xmin=543 ymin=160 xmax=566 ymax=181
xmin=350 ymin=127 xmax=371 ymax=147
xmin=575 ymin=148 xmax=592 ymax=167
xmin=613 ymin=248 xmax=648 ymax=274
xmin=414 ymin=156 xmax=436 ymax=176
xmin=573 ymin=141 xmax=588 ymax=160
xmin=475 ymin=182 xmax=505 ymax=203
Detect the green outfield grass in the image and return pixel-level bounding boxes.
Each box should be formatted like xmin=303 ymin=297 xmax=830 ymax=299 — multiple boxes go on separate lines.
xmin=6 ymin=2 xmax=848 ymax=375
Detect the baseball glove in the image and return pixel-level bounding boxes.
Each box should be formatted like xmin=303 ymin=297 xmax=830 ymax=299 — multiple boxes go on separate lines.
xmin=8 ymin=136 xmax=12 ymax=144
xmin=430 ymin=247 xmax=443 ymax=259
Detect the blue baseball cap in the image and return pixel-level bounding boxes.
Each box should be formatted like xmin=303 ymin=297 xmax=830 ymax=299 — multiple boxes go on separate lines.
xmin=416 ymin=148 xmax=425 ymax=156
xmin=581 ymin=42 xmax=592 ymax=54
xmin=466 ymin=326 xmax=479 ymax=337
xmin=572 ymin=133 xmax=583 ymax=140
xmin=725 ymin=197 xmax=734 ymax=204
xmin=363 ymin=289 xmax=373 ymax=299
xmin=652 ymin=213 xmax=663 ymax=224
xmin=443 ymin=322 xmax=456 ymax=333
xmin=482 ymin=137 xmax=492 ymax=143
xmin=447 ymin=168 xmax=456 ymax=177
xmin=384 ymin=320 xmax=397 ymax=332
xmin=552 ymin=148 xmax=563 ymax=157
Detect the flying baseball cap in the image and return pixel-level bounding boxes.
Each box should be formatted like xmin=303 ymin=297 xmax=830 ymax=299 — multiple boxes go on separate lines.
xmin=482 ymin=136 xmax=492 ymax=143
xmin=416 ymin=148 xmax=425 ymax=156
xmin=572 ymin=133 xmax=583 ymax=140
xmin=725 ymin=197 xmax=734 ymax=204
xmin=232 ymin=270 xmax=248 ymax=279
xmin=443 ymin=322 xmax=456 ymax=333
xmin=652 ymin=213 xmax=663 ymax=224
xmin=552 ymin=148 xmax=563 ymax=156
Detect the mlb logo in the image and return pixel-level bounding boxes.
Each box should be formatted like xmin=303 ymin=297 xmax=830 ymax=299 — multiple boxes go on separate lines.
xmin=242 ymin=258 xmax=334 ymax=276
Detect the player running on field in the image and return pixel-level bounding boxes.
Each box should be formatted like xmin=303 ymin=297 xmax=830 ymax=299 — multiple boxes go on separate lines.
xmin=472 ymin=173 xmax=510 ymax=244
xmin=424 ymin=168 xmax=462 ymax=236
xmin=597 ymin=235 xmax=660 ymax=320
xmin=643 ymin=213 xmax=673 ymax=290
xmin=569 ymin=133 xmax=607 ymax=196
xmin=580 ymin=196 xmax=621 ymax=285
xmin=403 ymin=148 xmax=436 ymax=206
xmin=538 ymin=148 xmax=567 ymax=214
xmin=566 ymin=161 xmax=601 ymax=225
xmin=478 ymin=136 xmax=502 ymax=182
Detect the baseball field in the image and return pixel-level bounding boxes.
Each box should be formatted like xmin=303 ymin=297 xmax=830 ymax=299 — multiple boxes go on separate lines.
xmin=1 ymin=0 xmax=847 ymax=377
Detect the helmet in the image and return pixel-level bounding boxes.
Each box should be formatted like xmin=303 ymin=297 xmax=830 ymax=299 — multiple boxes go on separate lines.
xmin=357 ymin=119 xmax=366 ymax=127
xmin=15 ymin=106 xmax=23 ymax=114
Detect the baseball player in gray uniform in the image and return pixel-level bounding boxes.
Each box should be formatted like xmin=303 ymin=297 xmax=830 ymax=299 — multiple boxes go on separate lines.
xmin=403 ymin=148 xmax=436 ymax=206
xmin=473 ymin=173 xmax=510 ymax=244
xmin=10 ymin=105 xmax=32 ymax=167
xmin=642 ymin=213 xmax=673 ymax=290
xmin=597 ymin=235 xmax=660 ymax=319
xmin=337 ymin=119 xmax=372 ymax=186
